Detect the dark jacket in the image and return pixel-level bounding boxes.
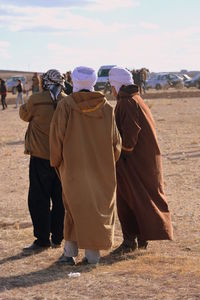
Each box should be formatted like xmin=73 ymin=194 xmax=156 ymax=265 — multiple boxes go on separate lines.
xmin=16 ymin=83 xmax=23 ymax=93
xmin=0 ymin=80 xmax=7 ymax=96
xmin=64 ymin=81 xmax=73 ymax=95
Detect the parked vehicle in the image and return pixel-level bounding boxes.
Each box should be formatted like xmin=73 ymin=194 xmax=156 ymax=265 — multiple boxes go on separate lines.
xmin=6 ymin=76 xmax=26 ymax=94
xmin=94 ymin=65 xmax=116 ymax=91
xmin=184 ymin=73 xmax=200 ymax=88
xmin=168 ymin=74 xmax=184 ymax=88
xmin=180 ymin=74 xmax=191 ymax=82
xmin=146 ymin=73 xmax=184 ymax=90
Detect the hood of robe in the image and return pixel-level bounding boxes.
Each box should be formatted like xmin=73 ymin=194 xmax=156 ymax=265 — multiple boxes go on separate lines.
xmin=117 ymin=84 xmax=139 ymax=100
xmin=69 ymin=91 xmax=107 ymax=118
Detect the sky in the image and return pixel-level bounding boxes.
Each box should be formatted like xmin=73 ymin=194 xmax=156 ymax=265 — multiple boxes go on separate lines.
xmin=0 ymin=0 xmax=200 ymax=73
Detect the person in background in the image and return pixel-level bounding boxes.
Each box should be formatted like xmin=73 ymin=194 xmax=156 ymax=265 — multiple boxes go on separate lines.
xmin=0 ymin=78 xmax=7 ymax=110
xmin=16 ymin=79 xmax=24 ymax=108
xmin=66 ymin=71 xmax=72 ymax=84
xmin=104 ymin=80 xmax=112 ymax=94
xmin=24 ymin=79 xmax=30 ymax=98
xmin=50 ymin=66 xmax=121 ymax=265
xmin=63 ymin=73 xmax=73 ymax=95
xmin=109 ymin=66 xmax=173 ymax=255
xmin=32 ymin=72 xmax=40 ymax=94
xmin=19 ymin=69 xmax=65 ymax=252
xmin=139 ymin=68 xmax=148 ymax=94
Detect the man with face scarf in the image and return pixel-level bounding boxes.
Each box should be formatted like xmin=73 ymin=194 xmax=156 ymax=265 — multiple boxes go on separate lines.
xmin=50 ymin=66 xmax=121 ymax=265
xmin=19 ymin=69 xmax=65 ymax=251
xmin=109 ymin=66 xmax=173 ymax=255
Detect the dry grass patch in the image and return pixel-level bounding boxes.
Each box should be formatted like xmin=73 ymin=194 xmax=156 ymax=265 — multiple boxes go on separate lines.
xmin=0 ymin=94 xmax=200 ymax=299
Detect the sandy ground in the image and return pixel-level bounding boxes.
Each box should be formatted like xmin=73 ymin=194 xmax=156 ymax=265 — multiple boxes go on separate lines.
xmin=0 ymin=90 xmax=200 ymax=299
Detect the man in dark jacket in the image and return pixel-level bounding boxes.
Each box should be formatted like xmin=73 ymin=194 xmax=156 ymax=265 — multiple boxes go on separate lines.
xmin=16 ymin=80 xmax=24 ymax=108
xmin=19 ymin=69 xmax=65 ymax=251
xmin=0 ymin=78 xmax=7 ymax=110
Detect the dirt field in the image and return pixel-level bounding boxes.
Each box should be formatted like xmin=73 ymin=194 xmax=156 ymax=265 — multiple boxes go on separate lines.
xmin=0 ymin=90 xmax=200 ymax=299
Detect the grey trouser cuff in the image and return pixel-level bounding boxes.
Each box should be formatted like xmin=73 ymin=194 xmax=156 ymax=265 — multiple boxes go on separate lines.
xmin=64 ymin=240 xmax=100 ymax=263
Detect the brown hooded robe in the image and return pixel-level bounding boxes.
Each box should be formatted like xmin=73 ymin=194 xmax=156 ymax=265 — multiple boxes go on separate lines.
xmin=115 ymin=85 xmax=173 ymax=241
xmin=50 ymin=91 xmax=121 ymax=250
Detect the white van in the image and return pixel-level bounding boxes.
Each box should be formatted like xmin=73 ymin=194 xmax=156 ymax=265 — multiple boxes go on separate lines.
xmin=94 ymin=65 xmax=116 ymax=91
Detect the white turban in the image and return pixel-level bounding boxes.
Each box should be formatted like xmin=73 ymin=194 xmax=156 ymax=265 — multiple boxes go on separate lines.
xmin=109 ymin=66 xmax=134 ymax=93
xmin=72 ymin=66 xmax=97 ymax=92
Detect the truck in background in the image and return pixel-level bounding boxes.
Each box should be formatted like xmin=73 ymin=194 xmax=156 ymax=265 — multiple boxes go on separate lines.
xmin=94 ymin=65 xmax=116 ymax=92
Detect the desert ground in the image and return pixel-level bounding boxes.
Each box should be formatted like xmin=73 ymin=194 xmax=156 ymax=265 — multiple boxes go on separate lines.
xmin=0 ymin=89 xmax=200 ymax=300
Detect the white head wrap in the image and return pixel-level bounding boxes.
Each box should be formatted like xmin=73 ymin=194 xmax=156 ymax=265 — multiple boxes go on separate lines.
xmin=72 ymin=66 xmax=97 ymax=92
xmin=109 ymin=67 xmax=134 ymax=93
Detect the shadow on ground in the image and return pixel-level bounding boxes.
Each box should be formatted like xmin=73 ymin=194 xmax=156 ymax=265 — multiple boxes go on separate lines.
xmin=0 ymin=251 xmax=146 ymax=291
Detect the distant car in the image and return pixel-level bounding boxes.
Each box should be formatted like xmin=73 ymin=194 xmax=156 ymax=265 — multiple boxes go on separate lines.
xmin=94 ymin=65 xmax=116 ymax=91
xmin=168 ymin=74 xmax=184 ymax=88
xmin=6 ymin=76 xmax=25 ymax=94
xmin=184 ymin=73 xmax=200 ymax=89
xmin=180 ymin=74 xmax=191 ymax=82
xmin=146 ymin=73 xmax=183 ymax=90
xmin=146 ymin=74 xmax=169 ymax=90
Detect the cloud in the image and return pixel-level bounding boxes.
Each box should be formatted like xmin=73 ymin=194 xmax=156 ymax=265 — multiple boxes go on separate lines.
xmin=85 ymin=0 xmax=140 ymax=11
xmin=0 ymin=41 xmax=11 ymax=59
xmin=47 ymin=43 xmax=111 ymax=69
xmin=45 ymin=27 xmax=198 ymax=72
xmin=1 ymin=0 xmax=139 ymax=10
xmin=37 ymin=21 xmax=200 ymax=73
xmin=0 ymin=4 xmax=135 ymax=35
xmin=0 ymin=1 xmax=90 ymax=8
xmin=111 ymin=28 xmax=200 ymax=71
xmin=140 ymin=22 xmax=159 ymax=30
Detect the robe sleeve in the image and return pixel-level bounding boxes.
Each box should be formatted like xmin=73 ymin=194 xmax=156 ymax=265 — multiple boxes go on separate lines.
xmin=112 ymin=111 xmax=122 ymax=161
xmin=119 ymin=98 xmax=141 ymax=153
xmin=49 ymin=100 xmax=70 ymax=168
xmin=19 ymin=97 xmax=33 ymax=122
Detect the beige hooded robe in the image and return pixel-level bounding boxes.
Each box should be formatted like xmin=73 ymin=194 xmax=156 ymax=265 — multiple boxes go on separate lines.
xmin=50 ymin=92 xmax=121 ymax=250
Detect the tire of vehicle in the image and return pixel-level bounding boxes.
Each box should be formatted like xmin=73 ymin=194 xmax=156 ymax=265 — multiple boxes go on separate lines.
xmin=12 ymin=87 xmax=17 ymax=94
xmin=155 ymin=84 xmax=161 ymax=90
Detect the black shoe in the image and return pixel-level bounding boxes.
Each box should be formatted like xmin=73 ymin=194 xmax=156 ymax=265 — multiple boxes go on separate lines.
xmin=57 ymin=254 xmax=75 ymax=265
xmin=137 ymin=237 xmax=148 ymax=249
xmin=111 ymin=240 xmax=137 ymax=255
xmin=51 ymin=241 xmax=62 ymax=248
xmin=23 ymin=241 xmax=50 ymax=252
xmin=76 ymin=257 xmax=98 ymax=267
xmin=81 ymin=257 xmax=99 ymax=266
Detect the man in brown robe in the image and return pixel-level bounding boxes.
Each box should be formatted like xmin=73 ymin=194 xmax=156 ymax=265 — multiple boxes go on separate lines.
xmin=109 ymin=67 xmax=173 ymax=254
xmin=50 ymin=66 xmax=121 ymax=265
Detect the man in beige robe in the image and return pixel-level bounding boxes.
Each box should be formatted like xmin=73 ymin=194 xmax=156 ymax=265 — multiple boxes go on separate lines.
xmin=50 ymin=66 xmax=121 ymax=265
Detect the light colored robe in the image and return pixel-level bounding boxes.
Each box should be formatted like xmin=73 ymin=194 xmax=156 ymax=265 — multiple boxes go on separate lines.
xmin=50 ymin=91 xmax=121 ymax=250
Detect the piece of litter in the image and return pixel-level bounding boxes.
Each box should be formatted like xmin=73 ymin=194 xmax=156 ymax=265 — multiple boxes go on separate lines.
xmin=68 ymin=272 xmax=81 ymax=278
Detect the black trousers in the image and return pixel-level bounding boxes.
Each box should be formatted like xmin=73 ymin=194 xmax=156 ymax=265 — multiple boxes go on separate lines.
xmin=28 ymin=156 xmax=64 ymax=246
xmin=1 ymin=95 xmax=7 ymax=110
